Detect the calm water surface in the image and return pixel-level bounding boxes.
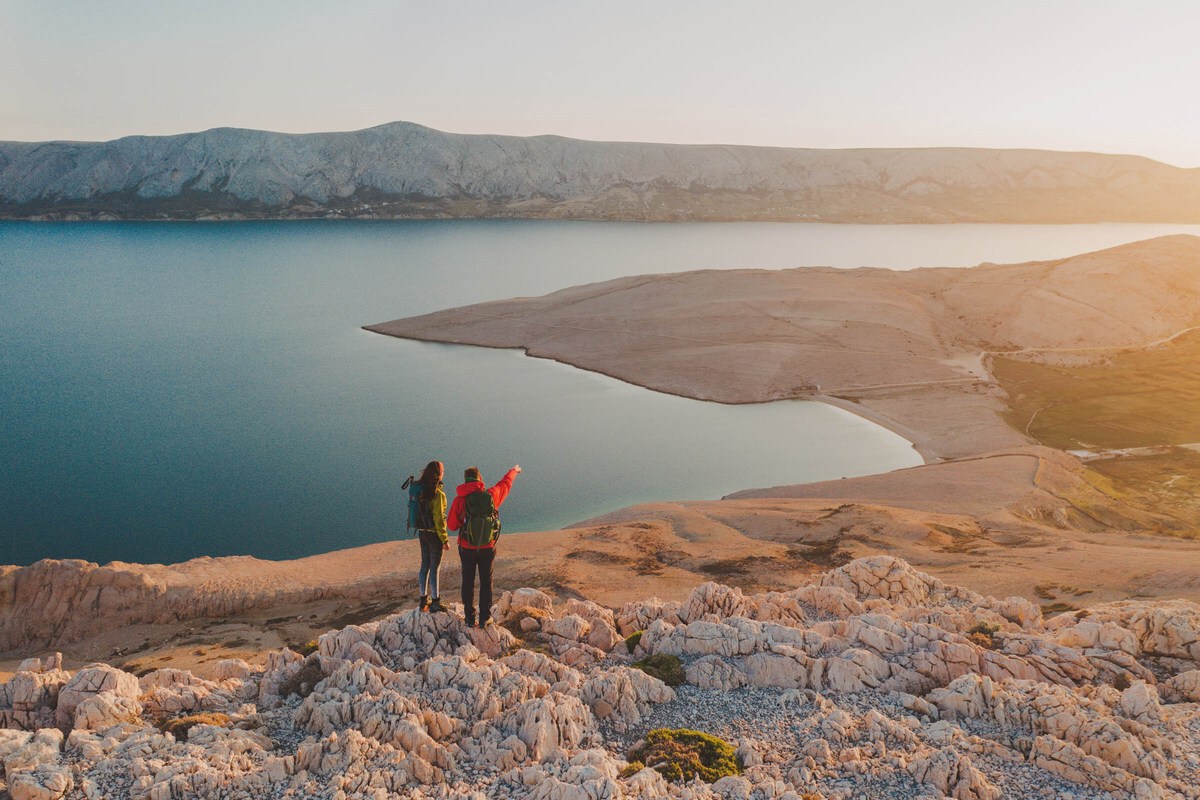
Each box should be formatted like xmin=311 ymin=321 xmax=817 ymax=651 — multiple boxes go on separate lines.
xmin=3 ymin=220 xmax=1196 ymax=566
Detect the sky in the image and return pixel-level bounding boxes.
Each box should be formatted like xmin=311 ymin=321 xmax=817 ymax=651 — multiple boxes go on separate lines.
xmin=3 ymin=0 xmax=1199 ymax=166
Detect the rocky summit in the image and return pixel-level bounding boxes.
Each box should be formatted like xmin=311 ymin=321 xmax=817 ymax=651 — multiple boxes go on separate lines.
xmin=2 ymin=556 xmax=1200 ymax=799
xmin=5 ymin=122 xmax=1200 ymax=222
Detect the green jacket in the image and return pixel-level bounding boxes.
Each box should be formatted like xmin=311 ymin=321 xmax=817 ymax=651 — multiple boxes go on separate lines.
xmin=409 ymin=481 xmax=449 ymax=544
xmin=428 ymin=487 xmax=448 ymax=544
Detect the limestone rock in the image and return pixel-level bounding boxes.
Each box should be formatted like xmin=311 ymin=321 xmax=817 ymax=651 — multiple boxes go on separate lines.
xmin=3 ymin=728 xmax=63 ymax=776
xmin=139 ymin=667 xmax=242 ymax=715
xmin=615 ymin=596 xmax=682 ymax=636
xmin=71 ymin=693 xmax=142 ymax=731
xmin=495 ymin=588 xmax=555 ymax=623
xmin=679 ymin=581 xmax=752 ymax=623
xmin=907 ymin=748 xmax=999 ymax=800
xmin=6 ymin=670 xmax=70 ymax=731
xmin=579 ymin=668 xmax=674 ymax=731
xmin=55 ymin=664 xmax=140 ymax=729
xmin=1161 ymin=669 xmax=1200 ymax=703
xmin=1118 ymin=681 xmax=1163 ymax=723
xmin=9 ymin=763 xmax=73 ymax=800
xmin=687 ymin=655 xmax=748 ymax=691
xmin=2 ymin=556 xmax=1198 ymax=799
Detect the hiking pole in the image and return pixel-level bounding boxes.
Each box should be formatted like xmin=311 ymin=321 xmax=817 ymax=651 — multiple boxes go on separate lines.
xmin=401 ymin=475 xmax=415 ymax=538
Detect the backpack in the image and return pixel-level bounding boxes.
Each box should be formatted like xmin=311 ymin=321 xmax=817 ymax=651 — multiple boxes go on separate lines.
xmin=404 ymin=477 xmax=435 ymax=533
xmin=459 ymin=489 xmax=501 ymax=548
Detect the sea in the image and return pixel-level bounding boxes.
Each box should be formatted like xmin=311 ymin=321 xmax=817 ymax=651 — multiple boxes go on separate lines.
xmin=3 ymin=220 xmax=1197 ymax=566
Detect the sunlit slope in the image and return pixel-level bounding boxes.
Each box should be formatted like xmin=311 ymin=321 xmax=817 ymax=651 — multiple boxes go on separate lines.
xmin=371 ymin=235 xmax=1200 ymax=404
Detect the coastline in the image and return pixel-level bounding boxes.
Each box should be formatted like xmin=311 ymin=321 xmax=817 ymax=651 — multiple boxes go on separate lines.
xmin=364 ymin=325 xmax=972 ymax=466
xmin=810 ymin=394 xmax=937 ymax=464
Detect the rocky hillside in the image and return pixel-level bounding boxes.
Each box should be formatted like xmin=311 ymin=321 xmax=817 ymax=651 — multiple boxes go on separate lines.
xmin=5 ymin=121 xmax=1200 ymax=222
xmin=3 ymin=557 xmax=1200 ymax=799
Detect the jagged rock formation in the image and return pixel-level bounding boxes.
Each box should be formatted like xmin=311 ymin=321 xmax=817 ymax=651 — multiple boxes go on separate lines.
xmin=3 ymin=557 xmax=1200 ymax=798
xmin=5 ymin=121 xmax=1200 ymax=221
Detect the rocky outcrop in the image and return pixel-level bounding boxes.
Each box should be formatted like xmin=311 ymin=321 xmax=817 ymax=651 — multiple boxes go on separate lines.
xmin=6 ymin=121 xmax=1200 ymax=222
xmin=3 ymin=557 xmax=1200 ymax=798
xmin=0 ymin=552 xmax=407 ymax=653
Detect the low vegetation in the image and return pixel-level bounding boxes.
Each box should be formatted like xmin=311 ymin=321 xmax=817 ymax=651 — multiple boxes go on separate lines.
xmin=158 ymin=712 xmax=231 ymax=740
xmin=966 ymin=622 xmax=1000 ymax=650
xmin=992 ymin=331 xmax=1200 ymax=450
xmin=289 ymin=639 xmax=319 ymax=657
xmin=625 ymin=630 xmax=644 ymax=654
xmin=627 ymin=728 xmax=742 ymax=783
xmin=632 ymin=654 xmax=685 ymax=686
xmin=1087 ymin=449 xmax=1200 ymax=534
xmin=500 ymin=606 xmax=552 ymax=640
xmin=279 ymin=659 xmax=325 ymax=698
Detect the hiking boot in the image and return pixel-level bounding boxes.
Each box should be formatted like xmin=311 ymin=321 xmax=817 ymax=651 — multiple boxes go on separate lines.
xmin=479 ymin=619 xmax=494 ymax=630
xmin=418 ymin=595 xmax=430 ymax=612
xmin=428 ymin=598 xmax=446 ymax=613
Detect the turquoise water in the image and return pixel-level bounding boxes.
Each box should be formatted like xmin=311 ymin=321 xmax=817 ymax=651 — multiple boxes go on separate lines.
xmin=3 ymin=220 xmax=1197 ymax=566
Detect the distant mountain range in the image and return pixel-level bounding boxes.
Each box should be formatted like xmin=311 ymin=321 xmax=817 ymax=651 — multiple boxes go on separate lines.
xmin=3 ymin=121 xmax=1200 ymax=222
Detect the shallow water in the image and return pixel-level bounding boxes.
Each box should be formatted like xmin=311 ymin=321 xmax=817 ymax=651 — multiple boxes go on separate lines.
xmin=2 ymin=220 xmax=1196 ymax=565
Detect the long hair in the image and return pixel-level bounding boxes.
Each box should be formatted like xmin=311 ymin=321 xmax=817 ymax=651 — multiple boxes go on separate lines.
xmin=418 ymin=461 xmax=442 ymax=502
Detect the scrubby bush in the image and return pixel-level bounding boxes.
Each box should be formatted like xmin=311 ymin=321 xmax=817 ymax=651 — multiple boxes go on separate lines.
xmin=279 ymin=659 xmax=325 ymax=698
xmin=289 ymin=639 xmax=319 ymax=657
xmin=158 ymin=712 xmax=231 ymax=740
xmin=627 ymin=728 xmax=742 ymax=783
xmin=501 ymin=606 xmax=551 ymax=640
xmin=632 ymin=653 xmax=685 ymax=686
xmin=624 ymin=630 xmax=644 ymax=654
xmin=966 ymin=622 xmax=1000 ymax=650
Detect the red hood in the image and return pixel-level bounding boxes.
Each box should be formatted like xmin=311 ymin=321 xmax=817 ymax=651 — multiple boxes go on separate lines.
xmin=456 ymin=480 xmax=486 ymax=497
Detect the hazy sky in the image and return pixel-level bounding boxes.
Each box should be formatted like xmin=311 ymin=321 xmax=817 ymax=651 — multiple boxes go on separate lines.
xmin=4 ymin=1 xmax=1199 ymax=166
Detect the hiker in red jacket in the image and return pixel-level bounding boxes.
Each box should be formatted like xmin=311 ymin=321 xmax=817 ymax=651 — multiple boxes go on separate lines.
xmin=448 ymin=464 xmax=521 ymax=627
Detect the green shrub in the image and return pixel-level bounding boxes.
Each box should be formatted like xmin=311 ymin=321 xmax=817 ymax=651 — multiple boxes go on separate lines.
xmin=966 ymin=622 xmax=1000 ymax=650
xmin=289 ymin=639 xmax=319 ymax=657
xmin=627 ymin=728 xmax=742 ymax=783
xmin=625 ymin=630 xmax=644 ymax=654
xmin=632 ymin=654 xmax=685 ymax=686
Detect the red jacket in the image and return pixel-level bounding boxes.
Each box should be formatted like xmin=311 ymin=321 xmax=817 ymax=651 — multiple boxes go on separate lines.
xmin=448 ymin=468 xmax=519 ymax=549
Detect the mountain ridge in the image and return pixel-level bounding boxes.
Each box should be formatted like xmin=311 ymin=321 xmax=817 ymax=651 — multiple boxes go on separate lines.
xmin=6 ymin=121 xmax=1200 ymax=221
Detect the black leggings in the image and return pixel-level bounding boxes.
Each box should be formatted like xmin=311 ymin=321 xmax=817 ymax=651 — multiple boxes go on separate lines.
xmin=459 ymin=545 xmax=496 ymax=624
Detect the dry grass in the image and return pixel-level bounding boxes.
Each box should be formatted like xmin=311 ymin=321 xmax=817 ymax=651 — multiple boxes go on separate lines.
xmin=992 ymin=331 xmax=1200 ymax=451
xmin=1087 ymin=450 xmax=1200 ymax=534
xmin=158 ymin=712 xmax=231 ymax=740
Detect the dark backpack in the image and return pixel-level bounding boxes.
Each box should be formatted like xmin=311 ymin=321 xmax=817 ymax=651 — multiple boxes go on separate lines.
xmin=459 ymin=490 xmax=501 ymax=548
xmin=405 ymin=477 xmax=435 ymax=533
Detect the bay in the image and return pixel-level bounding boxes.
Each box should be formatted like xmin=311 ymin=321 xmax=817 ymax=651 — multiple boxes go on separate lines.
xmin=3 ymin=220 xmax=1197 ymax=566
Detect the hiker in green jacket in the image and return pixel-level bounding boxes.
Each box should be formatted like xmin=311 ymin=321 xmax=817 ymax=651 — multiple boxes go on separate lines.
xmin=409 ymin=460 xmax=449 ymax=612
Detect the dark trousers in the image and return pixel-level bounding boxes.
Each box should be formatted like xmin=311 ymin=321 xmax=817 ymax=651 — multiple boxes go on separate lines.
xmin=459 ymin=545 xmax=496 ymax=625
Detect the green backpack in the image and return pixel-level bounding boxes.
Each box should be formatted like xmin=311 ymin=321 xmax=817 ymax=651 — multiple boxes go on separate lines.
xmin=460 ymin=490 xmax=501 ymax=548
